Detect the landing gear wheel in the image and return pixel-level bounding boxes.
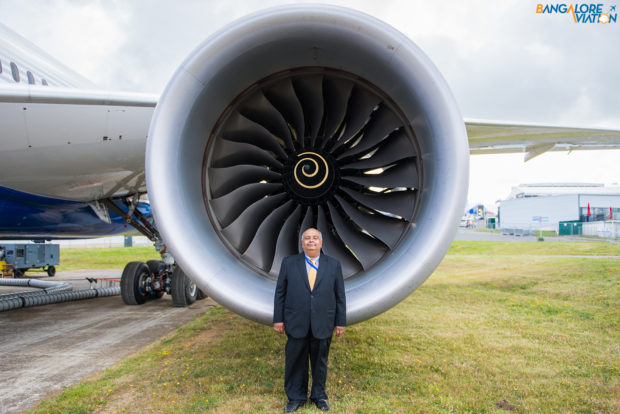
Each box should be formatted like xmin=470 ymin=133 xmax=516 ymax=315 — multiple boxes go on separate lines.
xmin=146 ymin=260 xmax=166 ymax=299
xmin=14 ymin=268 xmax=25 ymax=278
xmin=121 ymin=261 xmax=150 ymax=305
xmin=171 ymin=266 xmax=197 ymax=307
xmin=196 ymin=289 xmax=207 ymax=300
xmin=46 ymin=266 xmax=56 ymax=277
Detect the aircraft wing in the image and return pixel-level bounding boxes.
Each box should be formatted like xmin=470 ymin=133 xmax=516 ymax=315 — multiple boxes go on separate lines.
xmin=4 ymin=84 xmax=620 ymax=201
xmin=466 ymin=120 xmax=620 ymax=161
xmin=3 ymin=84 xmax=620 ymax=202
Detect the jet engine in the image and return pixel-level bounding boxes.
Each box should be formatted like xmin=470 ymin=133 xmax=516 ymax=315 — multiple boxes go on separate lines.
xmin=146 ymin=5 xmax=469 ymax=325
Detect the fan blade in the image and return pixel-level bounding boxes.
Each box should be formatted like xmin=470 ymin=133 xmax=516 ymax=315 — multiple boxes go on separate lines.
xmin=242 ymin=200 xmax=295 ymax=272
xmin=210 ymin=183 xmax=283 ymax=228
xmin=222 ymin=193 xmax=288 ymax=254
xmin=341 ymin=158 xmax=418 ymax=189
xmin=208 ymin=165 xmax=280 ymax=198
xmin=340 ymin=187 xmax=416 ymax=220
xmin=210 ymin=138 xmax=282 ymax=169
xmin=327 ymin=201 xmax=387 ymax=269
xmin=329 ymin=86 xmax=381 ymax=153
xmin=335 ymin=194 xmax=405 ymax=249
xmin=270 ymin=205 xmax=304 ymax=276
xmin=317 ymin=205 xmax=362 ymax=278
xmin=263 ymin=78 xmax=305 ymax=149
xmin=321 ymin=77 xmax=354 ymax=146
xmin=221 ymin=112 xmax=288 ymax=160
xmin=239 ymin=91 xmax=295 ymax=151
xmin=293 ymin=75 xmax=324 ymax=146
xmin=337 ymin=105 xmax=402 ymax=159
xmin=339 ymin=129 xmax=415 ymax=170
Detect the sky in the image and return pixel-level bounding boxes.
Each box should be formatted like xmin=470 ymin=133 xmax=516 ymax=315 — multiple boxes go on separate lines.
xmin=1 ymin=0 xmax=619 ymax=211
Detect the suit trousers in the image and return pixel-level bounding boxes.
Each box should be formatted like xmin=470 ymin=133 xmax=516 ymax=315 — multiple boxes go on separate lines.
xmin=284 ymin=332 xmax=332 ymax=403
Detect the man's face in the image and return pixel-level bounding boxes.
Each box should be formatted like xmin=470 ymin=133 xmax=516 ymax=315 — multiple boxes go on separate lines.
xmin=301 ymin=228 xmax=322 ymax=257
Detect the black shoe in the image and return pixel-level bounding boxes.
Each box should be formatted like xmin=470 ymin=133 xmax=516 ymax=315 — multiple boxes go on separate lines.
xmin=284 ymin=401 xmax=304 ymax=412
xmin=315 ymin=399 xmax=330 ymax=411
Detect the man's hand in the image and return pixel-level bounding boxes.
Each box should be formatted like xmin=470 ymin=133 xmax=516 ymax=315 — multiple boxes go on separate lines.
xmin=334 ymin=326 xmax=346 ymax=338
xmin=273 ymin=322 xmax=285 ymax=334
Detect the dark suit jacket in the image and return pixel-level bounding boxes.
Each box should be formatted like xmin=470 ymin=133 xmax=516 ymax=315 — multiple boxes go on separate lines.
xmin=273 ymin=252 xmax=346 ymax=339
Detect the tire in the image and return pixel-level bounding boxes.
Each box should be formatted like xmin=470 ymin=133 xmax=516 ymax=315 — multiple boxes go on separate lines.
xmin=121 ymin=262 xmax=149 ymax=305
xmin=14 ymin=268 xmax=25 ymax=278
xmin=171 ymin=266 xmax=197 ymax=307
xmin=46 ymin=266 xmax=56 ymax=277
xmin=196 ymin=289 xmax=207 ymax=300
xmin=146 ymin=260 xmax=165 ymax=275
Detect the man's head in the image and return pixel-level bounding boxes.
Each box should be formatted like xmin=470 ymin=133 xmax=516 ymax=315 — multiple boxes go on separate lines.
xmin=301 ymin=228 xmax=322 ymax=258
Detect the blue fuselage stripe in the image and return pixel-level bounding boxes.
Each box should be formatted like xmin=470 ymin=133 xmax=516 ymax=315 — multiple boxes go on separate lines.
xmin=0 ymin=186 xmax=147 ymax=239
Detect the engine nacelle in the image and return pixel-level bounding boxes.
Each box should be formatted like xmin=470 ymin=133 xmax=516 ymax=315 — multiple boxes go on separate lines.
xmin=146 ymin=5 xmax=469 ymax=325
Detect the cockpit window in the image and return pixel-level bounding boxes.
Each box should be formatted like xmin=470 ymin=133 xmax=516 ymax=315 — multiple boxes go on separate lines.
xmin=10 ymin=62 xmax=20 ymax=83
xmin=27 ymin=71 xmax=35 ymax=85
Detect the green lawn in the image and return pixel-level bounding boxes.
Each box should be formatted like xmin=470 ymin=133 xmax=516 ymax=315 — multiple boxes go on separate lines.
xmin=28 ymin=241 xmax=619 ymax=413
xmin=59 ymin=247 xmax=161 ymax=270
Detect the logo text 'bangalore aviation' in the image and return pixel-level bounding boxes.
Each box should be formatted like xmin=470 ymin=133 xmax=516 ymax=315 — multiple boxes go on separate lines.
xmin=537 ymin=3 xmax=617 ymax=23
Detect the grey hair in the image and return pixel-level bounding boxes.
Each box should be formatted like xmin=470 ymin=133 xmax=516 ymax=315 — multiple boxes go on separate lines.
xmin=301 ymin=228 xmax=322 ymax=241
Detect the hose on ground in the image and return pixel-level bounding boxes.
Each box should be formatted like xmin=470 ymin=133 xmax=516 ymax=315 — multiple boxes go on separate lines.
xmin=0 ymin=279 xmax=72 ymax=300
xmin=0 ymin=279 xmax=120 ymax=312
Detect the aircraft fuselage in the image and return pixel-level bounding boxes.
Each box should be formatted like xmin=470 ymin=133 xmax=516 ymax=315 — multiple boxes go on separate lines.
xmin=0 ymin=86 xmax=155 ymax=202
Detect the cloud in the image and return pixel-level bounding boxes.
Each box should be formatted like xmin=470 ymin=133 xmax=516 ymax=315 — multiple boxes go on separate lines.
xmin=1 ymin=0 xmax=618 ymax=208
xmin=2 ymin=0 xmax=618 ymax=127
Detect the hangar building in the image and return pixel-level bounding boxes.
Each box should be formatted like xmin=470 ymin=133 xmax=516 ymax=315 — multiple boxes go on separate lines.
xmin=498 ymin=183 xmax=620 ymax=234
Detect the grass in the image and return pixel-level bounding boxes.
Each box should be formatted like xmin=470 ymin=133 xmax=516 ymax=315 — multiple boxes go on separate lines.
xmin=58 ymin=247 xmax=161 ymax=270
xmin=22 ymin=241 xmax=618 ymax=274
xmin=447 ymin=240 xmax=620 ymax=256
xmin=472 ymin=228 xmax=559 ymax=237
xmin=27 ymin=241 xmax=619 ymax=413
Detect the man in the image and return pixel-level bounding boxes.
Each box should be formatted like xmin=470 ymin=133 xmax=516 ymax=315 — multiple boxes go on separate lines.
xmin=273 ymin=228 xmax=346 ymax=412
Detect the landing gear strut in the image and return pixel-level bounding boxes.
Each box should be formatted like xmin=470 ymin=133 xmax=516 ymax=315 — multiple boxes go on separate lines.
xmin=105 ymin=196 xmax=206 ymax=307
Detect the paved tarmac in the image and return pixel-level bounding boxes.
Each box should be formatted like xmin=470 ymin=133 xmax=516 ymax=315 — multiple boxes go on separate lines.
xmin=0 ymin=270 xmax=216 ymax=414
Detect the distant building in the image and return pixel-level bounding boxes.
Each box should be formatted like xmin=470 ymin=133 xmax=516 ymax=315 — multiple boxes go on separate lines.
xmin=498 ymin=183 xmax=620 ymax=233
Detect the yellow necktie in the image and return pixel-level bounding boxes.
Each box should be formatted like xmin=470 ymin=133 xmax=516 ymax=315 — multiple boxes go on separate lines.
xmin=308 ymin=259 xmax=317 ymax=291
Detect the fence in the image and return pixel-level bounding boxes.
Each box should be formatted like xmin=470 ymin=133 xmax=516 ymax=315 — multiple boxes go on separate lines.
xmin=581 ymin=220 xmax=620 ymax=239
xmin=58 ymin=236 xmax=152 ymax=249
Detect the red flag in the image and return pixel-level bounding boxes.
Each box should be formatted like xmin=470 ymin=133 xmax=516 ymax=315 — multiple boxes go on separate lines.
xmin=611 ymin=207 xmax=614 ymax=220
xmin=587 ymin=203 xmax=591 ymax=216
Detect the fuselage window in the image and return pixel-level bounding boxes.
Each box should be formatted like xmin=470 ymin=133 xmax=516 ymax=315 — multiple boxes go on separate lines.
xmin=0 ymin=59 xmax=3 ymax=74
xmin=10 ymin=62 xmax=20 ymax=83
xmin=27 ymin=71 xmax=35 ymax=85
xmin=42 ymin=79 xmax=48 ymax=86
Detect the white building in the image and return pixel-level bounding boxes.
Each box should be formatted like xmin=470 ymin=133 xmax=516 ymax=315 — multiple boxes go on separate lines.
xmin=499 ymin=183 xmax=620 ymax=234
